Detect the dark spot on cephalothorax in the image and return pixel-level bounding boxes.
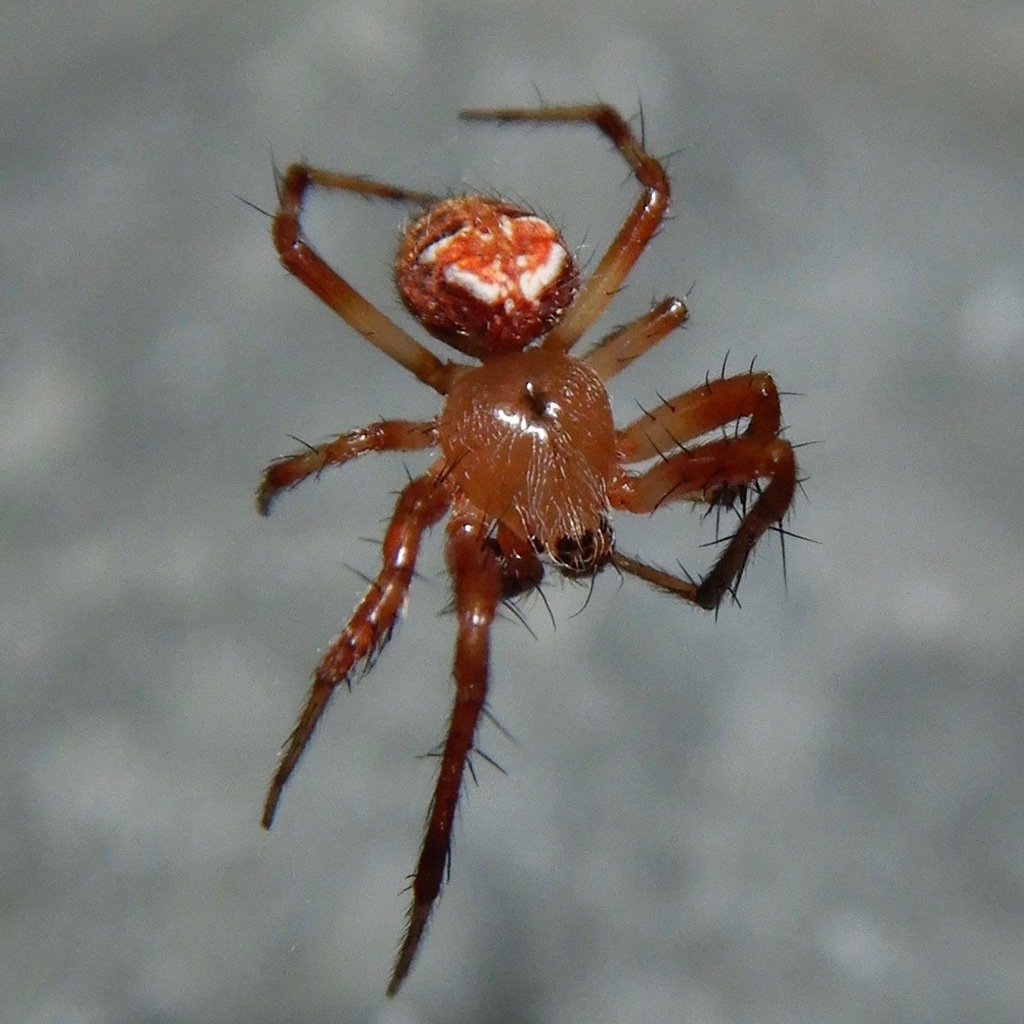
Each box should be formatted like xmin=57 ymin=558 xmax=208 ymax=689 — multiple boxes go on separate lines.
xmin=523 ymin=380 xmax=554 ymax=420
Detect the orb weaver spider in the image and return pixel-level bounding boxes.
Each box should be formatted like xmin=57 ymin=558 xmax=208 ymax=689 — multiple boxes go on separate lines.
xmin=258 ymin=103 xmax=797 ymax=995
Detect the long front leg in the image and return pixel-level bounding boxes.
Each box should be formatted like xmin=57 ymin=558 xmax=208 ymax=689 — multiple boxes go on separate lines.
xmin=610 ymin=435 xmax=796 ymax=609
xmin=388 ymin=507 xmax=502 ymax=996
xmin=257 ymin=418 xmax=436 ymax=515
xmin=262 ymin=468 xmax=451 ymax=829
xmin=617 ymin=371 xmax=785 ymax=464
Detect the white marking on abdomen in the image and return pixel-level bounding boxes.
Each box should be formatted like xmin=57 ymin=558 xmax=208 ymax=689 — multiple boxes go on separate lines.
xmin=519 ymin=243 xmax=567 ymax=301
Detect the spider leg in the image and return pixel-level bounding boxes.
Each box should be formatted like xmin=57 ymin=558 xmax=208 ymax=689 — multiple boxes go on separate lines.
xmin=257 ymin=418 xmax=437 ymax=515
xmin=262 ymin=467 xmax=451 ymax=829
xmin=609 ymin=435 xmax=796 ymax=610
xmin=387 ymin=505 xmax=503 ymax=996
xmin=273 ymin=164 xmax=460 ymax=394
xmin=459 ymin=104 xmax=670 ymax=354
xmin=617 ymin=372 xmax=785 ymax=464
xmin=283 ymin=168 xmax=439 ymax=207
xmin=609 ymin=549 xmax=699 ymax=603
xmin=584 ymin=296 xmax=689 ymax=381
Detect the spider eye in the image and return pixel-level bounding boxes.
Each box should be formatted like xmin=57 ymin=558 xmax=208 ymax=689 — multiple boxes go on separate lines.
xmin=396 ymin=196 xmax=579 ymax=359
xmin=551 ymin=518 xmax=613 ymax=573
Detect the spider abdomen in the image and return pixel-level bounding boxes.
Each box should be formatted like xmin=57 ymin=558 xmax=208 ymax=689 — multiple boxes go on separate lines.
xmin=396 ymin=196 xmax=579 ymax=359
xmin=439 ymin=349 xmax=616 ymax=571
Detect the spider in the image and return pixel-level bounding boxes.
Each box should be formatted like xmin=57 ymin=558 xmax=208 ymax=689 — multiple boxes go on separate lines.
xmin=258 ymin=103 xmax=797 ymax=996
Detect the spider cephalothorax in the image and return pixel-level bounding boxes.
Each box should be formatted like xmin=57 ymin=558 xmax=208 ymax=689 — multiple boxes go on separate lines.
xmin=439 ymin=349 xmax=616 ymax=573
xmin=258 ymin=104 xmax=797 ymax=995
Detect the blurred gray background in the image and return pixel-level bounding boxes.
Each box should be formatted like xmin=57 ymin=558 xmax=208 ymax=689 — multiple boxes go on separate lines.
xmin=4 ymin=1 xmax=1022 ymax=1022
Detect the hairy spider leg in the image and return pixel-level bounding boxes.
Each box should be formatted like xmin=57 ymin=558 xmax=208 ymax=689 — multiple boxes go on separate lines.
xmin=612 ymin=435 xmax=795 ymax=609
xmin=257 ymin=419 xmax=437 ymax=515
xmin=584 ymin=296 xmax=690 ymax=381
xmin=261 ymin=468 xmax=451 ymax=829
xmin=616 ymin=371 xmax=787 ymax=463
xmin=459 ymin=104 xmax=671 ymax=355
xmin=388 ymin=503 xmax=503 ymax=997
xmin=608 ymin=549 xmax=701 ymax=603
xmin=273 ymin=164 xmax=460 ymax=394
xmin=607 ymin=372 xmax=795 ymax=609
